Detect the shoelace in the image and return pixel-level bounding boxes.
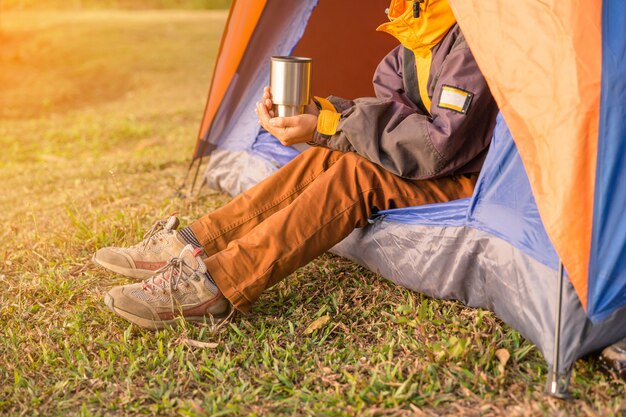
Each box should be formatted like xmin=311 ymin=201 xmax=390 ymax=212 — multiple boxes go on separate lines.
xmin=142 ymin=256 xmax=194 ymax=293
xmin=142 ymin=256 xmax=199 ymax=314
xmin=135 ymin=219 xmax=169 ymax=250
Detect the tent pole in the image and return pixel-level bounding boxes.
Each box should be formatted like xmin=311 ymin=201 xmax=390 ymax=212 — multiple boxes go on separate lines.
xmin=547 ymin=260 xmax=571 ymax=398
xmin=189 ymin=154 xmax=205 ymax=195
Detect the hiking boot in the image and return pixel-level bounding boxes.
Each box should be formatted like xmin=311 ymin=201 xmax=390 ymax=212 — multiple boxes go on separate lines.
xmin=599 ymin=337 xmax=626 ymax=380
xmin=93 ymin=216 xmax=187 ymax=280
xmin=104 ymin=245 xmax=230 ymax=330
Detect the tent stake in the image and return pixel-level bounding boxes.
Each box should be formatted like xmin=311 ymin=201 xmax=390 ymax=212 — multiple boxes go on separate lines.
xmin=547 ymin=261 xmax=571 ymax=398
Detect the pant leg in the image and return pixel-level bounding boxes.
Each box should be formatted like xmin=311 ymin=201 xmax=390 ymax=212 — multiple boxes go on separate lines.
xmin=204 ymin=151 xmax=477 ymax=312
xmin=190 ymin=146 xmax=345 ymax=256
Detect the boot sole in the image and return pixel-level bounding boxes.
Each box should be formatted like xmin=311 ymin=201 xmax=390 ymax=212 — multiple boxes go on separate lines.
xmin=92 ymin=254 xmax=155 ymax=280
xmin=104 ymin=293 xmax=229 ymax=330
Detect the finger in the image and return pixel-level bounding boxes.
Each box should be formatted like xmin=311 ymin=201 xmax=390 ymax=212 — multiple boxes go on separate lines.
xmin=256 ymin=101 xmax=271 ymax=124
xmin=264 ymin=98 xmax=275 ymax=118
xmin=269 ymin=115 xmax=301 ymax=128
xmin=257 ymin=102 xmax=274 ymax=133
xmin=262 ymin=87 xmax=272 ymax=104
xmin=268 ymin=116 xmax=286 ymax=128
xmin=261 ymin=87 xmax=275 ymax=117
xmin=265 ymin=117 xmax=291 ymax=142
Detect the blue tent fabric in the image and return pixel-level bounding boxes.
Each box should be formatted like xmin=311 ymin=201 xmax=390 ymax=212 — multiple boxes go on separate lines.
xmin=588 ymin=0 xmax=626 ymax=322
xmin=251 ymin=130 xmax=302 ymax=168
xmin=376 ymin=114 xmax=559 ymax=269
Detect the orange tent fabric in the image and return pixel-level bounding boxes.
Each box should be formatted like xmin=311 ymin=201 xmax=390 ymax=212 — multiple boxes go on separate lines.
xmin=195 ymin=0 xmax=267 ymax=156
xmin=449 ymin=0 xmax=602 ymax=309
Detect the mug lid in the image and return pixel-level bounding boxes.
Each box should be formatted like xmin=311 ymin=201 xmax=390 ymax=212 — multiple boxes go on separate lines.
xmin=271 ymin=56 xmax=312 ymax=63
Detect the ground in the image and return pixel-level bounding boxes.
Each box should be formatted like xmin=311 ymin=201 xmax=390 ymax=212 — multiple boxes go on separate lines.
xmin=0 ymin=9 xmax=625 ymax=417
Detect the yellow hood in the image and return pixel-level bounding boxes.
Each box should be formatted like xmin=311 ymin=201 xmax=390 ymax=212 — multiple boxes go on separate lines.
xmin=377 ymin=0 xmax=457 ymax=113
xmin=377 ymin=0 xmax=456 ymax=53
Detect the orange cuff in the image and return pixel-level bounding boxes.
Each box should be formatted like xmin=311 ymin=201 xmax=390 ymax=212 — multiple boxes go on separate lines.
xmin=314 ymin=96 xmax=341 ymax=136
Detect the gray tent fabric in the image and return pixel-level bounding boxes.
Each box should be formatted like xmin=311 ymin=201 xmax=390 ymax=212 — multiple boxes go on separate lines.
xmin=204 ymin=149 xmax=280 ymax=196
xmin=332 ymin=222 xmax=626 ymax=376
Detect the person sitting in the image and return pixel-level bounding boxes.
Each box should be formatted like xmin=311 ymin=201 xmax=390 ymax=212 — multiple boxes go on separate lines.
xmin=92 ymin=0 xmax=499 ymax=329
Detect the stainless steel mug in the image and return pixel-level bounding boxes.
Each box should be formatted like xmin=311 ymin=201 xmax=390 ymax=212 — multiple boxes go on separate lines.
xmin=270 ymin=56 xmax=312 ymax=117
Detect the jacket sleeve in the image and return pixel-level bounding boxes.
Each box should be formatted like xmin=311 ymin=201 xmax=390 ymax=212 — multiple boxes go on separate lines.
xmin=309 ymin=40 xmax=498 ymax=180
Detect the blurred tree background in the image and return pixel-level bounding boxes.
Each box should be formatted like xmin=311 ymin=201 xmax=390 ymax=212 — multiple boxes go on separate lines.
xmin=2 ymin=0 xmax=230 ymax=10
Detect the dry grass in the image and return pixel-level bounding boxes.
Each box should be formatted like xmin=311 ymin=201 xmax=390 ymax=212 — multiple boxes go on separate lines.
xmin=2 ymin=0 xmax=231 ymax=11
xmin=1 ymin=10 xmax=625 ymax=417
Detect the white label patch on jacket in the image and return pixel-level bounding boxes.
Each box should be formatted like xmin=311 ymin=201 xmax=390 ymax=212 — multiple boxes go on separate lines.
xmin=438 ymin=85 xmax=474 ymax=114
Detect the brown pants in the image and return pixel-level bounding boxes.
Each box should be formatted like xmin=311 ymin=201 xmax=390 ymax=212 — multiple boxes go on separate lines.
xmin=190 ymin=147 xmax=476 ymax=312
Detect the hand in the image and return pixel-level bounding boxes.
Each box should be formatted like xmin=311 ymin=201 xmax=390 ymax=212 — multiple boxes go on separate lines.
xmin=260 ymin=86 xmax=320 ymax=117
xmin=256 ymin=86 xmax=318 ymax=146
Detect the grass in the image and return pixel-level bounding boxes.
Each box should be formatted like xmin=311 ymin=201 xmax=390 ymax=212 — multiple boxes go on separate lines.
xmin=1 ymin=9 xmax=625 ymax=417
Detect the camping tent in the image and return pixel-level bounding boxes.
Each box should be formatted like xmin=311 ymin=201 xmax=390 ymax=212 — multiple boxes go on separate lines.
xmin=188 ymin=0 xmax=626 ymax=396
